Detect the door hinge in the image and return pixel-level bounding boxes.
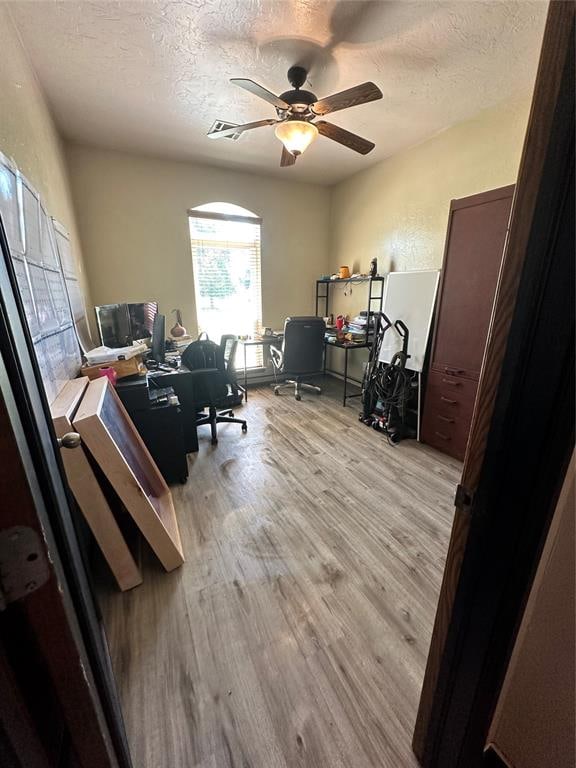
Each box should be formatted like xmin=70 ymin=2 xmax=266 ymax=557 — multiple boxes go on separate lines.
xmin=0 ymin=526 xmax=49 ymax=610
xmin=454 ymin=483 xmax=475 ymax=511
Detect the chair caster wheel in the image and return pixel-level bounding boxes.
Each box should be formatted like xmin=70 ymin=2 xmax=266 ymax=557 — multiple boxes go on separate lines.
xmin=230 ymin=412 xmax=234 ymax=417
xmin=274 ymin=389 xmax=279 ymax=396
xmin=211 ymin=438 xmax=218 ymax=445
xmin=242 ymin=424 xmax=248 ymax=432
xmin=295 ymin=395 xmax=301 ymax=401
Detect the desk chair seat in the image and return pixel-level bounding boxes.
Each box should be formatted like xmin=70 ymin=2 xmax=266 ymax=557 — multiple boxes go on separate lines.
xmin=271 ymin=316 xmax=325 ymax=401
xmin=188 ymin=368 xmax=247 ymax=445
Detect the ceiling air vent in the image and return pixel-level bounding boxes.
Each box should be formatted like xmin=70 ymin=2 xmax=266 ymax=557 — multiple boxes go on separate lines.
xmin=208 ymin=120 xmax=242 ymax=140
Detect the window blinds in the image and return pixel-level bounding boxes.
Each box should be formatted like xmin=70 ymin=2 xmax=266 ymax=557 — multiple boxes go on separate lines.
xmin=188 ymin=210 xmax=263 ymax=366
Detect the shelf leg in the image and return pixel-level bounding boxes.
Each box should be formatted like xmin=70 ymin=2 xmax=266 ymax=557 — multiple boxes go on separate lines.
xmin=244 ymin=344 xmax=248 ymax=402
xmin=343 ymin=347 xmax=348 ymax=407
xmin=417 ymin=371 xmax=421 ymax=441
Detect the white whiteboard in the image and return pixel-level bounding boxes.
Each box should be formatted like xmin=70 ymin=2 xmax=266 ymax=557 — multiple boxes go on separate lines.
xmin=378 ymin=270 xmax=440 ymax=373
xmin=0 ymin=153 xmax=22 ymax=254
xmin=0 ymin=156 xmax=83 ymax=403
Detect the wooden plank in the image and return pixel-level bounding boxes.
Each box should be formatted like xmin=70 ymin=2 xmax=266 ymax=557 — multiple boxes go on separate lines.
xmin=51 ymin=378 xmax=142 ymax=592
xmin=73 ymin=377 xmax=184 ymax=572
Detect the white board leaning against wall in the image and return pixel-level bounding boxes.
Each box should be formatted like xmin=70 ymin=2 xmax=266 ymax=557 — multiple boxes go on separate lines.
xmin=378 ymin=270 xmax=440 ymax=373
xmin=0 ymin=151 xmax=83 ymax=403
xmin=52 ymin=218 xmax=92 ymax=354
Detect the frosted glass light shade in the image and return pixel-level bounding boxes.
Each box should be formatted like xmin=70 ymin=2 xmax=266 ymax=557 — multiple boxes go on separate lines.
xmin=275 ymin=120 xmax=318 ymax=156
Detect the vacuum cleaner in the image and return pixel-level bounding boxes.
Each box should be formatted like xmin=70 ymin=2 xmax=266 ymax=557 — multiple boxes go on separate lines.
xmin=360 ymin=316 xmax=417 ymax=444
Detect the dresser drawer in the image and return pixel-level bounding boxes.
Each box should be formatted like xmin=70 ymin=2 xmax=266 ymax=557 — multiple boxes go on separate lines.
xmin=425 ymin=369 xmax=478 ymax=416
xmin=421 ymin=408 xmax=473 ymax=461
xmin=421 ymin=370 xmax=479 ymax=460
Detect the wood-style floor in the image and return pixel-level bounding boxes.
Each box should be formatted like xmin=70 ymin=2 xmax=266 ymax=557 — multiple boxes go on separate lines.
xmin=100 ymin=379 xmax=462 ymax=768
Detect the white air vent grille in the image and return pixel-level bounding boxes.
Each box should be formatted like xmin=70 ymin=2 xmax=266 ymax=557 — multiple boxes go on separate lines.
xmin=208 ymin=120 xmax=242 ymax=140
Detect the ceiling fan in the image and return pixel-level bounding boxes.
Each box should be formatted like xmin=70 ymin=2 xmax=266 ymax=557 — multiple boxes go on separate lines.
xmin=208 ymin=66 xmax=383 ymax=167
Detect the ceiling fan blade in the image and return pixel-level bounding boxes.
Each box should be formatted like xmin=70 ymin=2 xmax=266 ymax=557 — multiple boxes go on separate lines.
xmin=208 ymin=119 xmax=277 ymax=139
xmin=230 ymin=78 xmax=290 ymax=110
xmin=280 ymin=146 xmax=296 ymax=167
xmin=316 ymin=120 xmax=375 ymax=155
xmin=311 ymin=81 xmax=382 ymax=116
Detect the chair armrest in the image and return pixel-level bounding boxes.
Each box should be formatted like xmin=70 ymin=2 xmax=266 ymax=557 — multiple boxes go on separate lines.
xmin=270 ymin=345 xmax=283 ymax=369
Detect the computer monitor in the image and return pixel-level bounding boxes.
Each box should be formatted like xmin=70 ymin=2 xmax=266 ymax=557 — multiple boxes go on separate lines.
xmin=151 ymin=313 xmax=166 ymax=363
xmin=95 ymin=303 xmax=132 ymax=348
xmin=128 ymin=301 xmax=158 ymax=341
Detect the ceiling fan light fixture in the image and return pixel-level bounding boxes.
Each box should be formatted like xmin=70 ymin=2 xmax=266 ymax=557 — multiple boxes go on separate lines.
xmin=274 ymin=120 xmax=318 ymax=156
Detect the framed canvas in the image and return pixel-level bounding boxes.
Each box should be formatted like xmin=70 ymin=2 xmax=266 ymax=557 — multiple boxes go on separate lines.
xmin=73 ymin=376 xmax=184 ymax=572
xmin=51 ymin=377 xmax=142 ymax=591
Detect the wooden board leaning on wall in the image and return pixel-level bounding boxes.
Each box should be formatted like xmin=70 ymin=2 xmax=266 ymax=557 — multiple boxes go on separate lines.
xmin=73 ymin=376 xmax=185 ymax=572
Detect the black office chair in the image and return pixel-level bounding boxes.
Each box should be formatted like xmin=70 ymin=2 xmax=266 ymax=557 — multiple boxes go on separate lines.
xmin=220 ymin=334 xmax=243 ymax=406
xmin=182 ymin=334 xmax=247 ymax=445
xmin=270 ymin=316 xmax=325 ymax=400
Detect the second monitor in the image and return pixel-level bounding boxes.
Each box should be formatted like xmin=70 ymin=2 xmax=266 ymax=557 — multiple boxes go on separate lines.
xmin=129 ymin=301 xmax=158 ymax=342
xmin=150 ymin=313 xmax=166 ymax=364
xmin=95 ymin=301 xmax=158 ymax=347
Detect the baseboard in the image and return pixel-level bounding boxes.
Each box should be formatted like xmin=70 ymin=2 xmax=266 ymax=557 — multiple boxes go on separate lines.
xmin=242 ymin=370 xmax=358 ymax=389
xmin=324 ymin=370 xmax=363 ymax=388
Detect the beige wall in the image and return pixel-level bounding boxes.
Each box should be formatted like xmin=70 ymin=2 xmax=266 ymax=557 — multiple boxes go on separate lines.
xmin=326 ymin=95 xmax=531 ymax=381
xmin=64 ymin=94 xmax=530 ymax=368
xmin=66 ymin=145 xmax=331 ymax=338
xmin=0 ymin=7 xmax=90 ymax=310
xmin=487 ymin=452 xmax=575 ymax=768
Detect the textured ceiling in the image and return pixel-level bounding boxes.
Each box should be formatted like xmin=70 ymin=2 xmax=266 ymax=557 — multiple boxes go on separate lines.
xmin=9 ymin=0 xmax=547 ymax=185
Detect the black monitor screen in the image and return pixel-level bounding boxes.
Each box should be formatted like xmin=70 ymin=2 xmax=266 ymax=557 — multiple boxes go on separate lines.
xmin=151 ymin=313 xmax=165 ymax=363
xmin=95 ymin=304 xmax=132 ymax=348
xmin=128 ymin=301 xmax=158 ymax=341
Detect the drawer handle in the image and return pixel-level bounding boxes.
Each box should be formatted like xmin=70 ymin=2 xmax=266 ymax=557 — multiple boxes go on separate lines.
xmin=445 ymin=368 xmax=465 ymax=375
xmin=437 ymin=415 xmax=455 ymax=424
xmin=442 ymin=378 xmax=461 ymax=386
xmin=440 ymin=396 xmax=458 ymax=405
xmin=435 ymin=431 xmax=451 ymax=441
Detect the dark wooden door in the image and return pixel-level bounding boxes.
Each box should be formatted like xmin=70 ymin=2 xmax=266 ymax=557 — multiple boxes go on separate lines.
xmin=414 ymin=3 xmax=575 ymax=765
xmin=431 ymin=186 xmax=514 ymax=379
xmin=0 ymin=216 xmax=132 ymax=767
xmin=422 ymin=186 xmax=514 ymax=460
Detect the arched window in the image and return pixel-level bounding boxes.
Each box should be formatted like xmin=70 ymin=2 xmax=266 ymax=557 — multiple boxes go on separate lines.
xmin=188 ymin=203 xmax=263 ymax=367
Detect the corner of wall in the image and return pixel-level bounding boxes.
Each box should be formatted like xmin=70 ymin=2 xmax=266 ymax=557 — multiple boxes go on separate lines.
xmin=0 ymin=10 xmax=93 ymax=336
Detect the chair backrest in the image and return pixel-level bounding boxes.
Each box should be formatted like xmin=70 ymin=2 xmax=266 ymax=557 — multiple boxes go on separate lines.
xmin=220 ymin=334 xmax=238 ymax=375
xmin=181 ymin=333 xmax=225 ymax=372
xmin=281 ymin=317 xmax=326 ymax=374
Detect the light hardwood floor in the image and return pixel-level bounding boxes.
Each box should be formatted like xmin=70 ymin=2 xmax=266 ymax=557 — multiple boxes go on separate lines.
xmin=100 ymin=379 xmax=462 ymax=768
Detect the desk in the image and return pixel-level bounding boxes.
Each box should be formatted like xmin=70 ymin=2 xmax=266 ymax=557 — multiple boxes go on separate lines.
xmin=238 ymin=336 xmax=282 ymax=401
xmin=147 ymin=367 xmax=200 ymax=453
xmin=315 ymin=276 xmax=383 ymax=408
xmin=116 ymin=377 xmax=189 ymax=483
xmin=324 ymin=340 xmax=370 ymax=407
